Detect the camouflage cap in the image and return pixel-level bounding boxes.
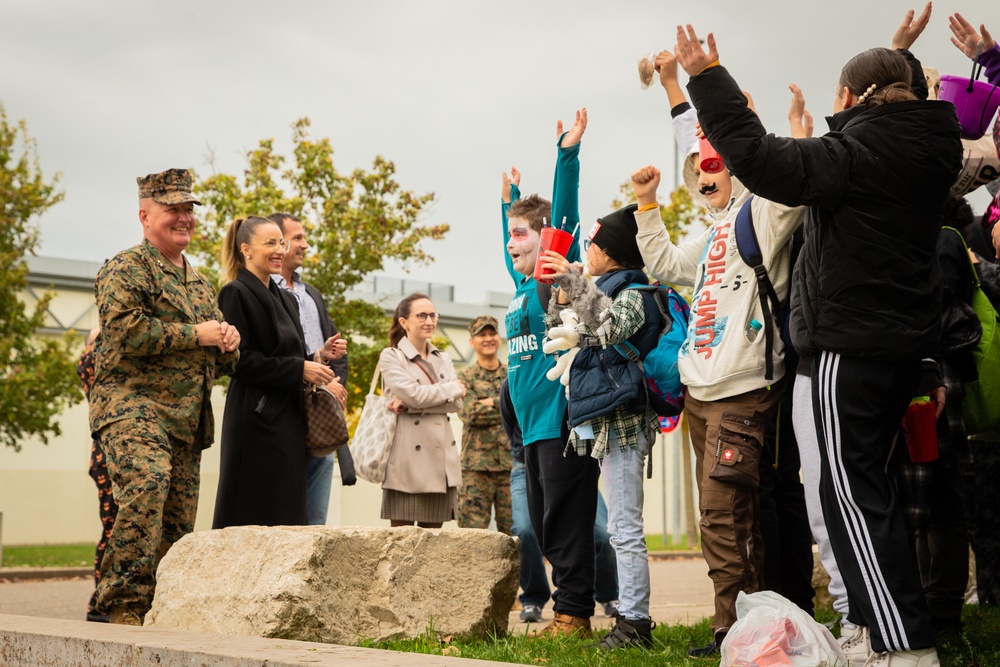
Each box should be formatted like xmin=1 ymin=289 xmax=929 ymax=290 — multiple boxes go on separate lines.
xmin=468 ymin=315 xmax=499 ymax=336
xmin=137 ymin=168 xmax=202 ymax=206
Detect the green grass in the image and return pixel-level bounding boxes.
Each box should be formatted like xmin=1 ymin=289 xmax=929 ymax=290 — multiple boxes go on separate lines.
xmin=1 ymin=543 xmax=93 ymax=568
xmin=360 ymin=617 xmax=719 ymax=666
xmin=359 ymin=605 xmax=1000 ymax=667
xmin=645 ymin=534 xmax=697 ymax=552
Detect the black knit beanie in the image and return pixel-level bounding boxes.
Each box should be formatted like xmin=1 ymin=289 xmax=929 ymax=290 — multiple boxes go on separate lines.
xmin=589 ymin=203 xmax=644 ymax=269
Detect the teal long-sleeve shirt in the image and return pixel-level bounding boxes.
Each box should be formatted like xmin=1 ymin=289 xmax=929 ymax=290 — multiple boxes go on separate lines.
xmin=501 ymin=135 xmax=582 ymax=446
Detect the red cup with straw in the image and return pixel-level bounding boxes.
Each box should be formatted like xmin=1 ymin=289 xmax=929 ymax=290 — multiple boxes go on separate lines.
xmin=533 ymin=218 xmax=575 ymax=284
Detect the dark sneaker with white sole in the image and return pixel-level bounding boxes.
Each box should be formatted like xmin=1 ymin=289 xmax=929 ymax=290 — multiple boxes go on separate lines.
xmin=595 ymin=617 xmax=655 ymax=649
xmin=519 ymin=604 xmax=543 ymax=623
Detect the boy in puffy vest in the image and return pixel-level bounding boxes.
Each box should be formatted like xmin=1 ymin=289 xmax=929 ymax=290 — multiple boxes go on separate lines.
xmin=540 ymin=204 xmax=662 ymax=649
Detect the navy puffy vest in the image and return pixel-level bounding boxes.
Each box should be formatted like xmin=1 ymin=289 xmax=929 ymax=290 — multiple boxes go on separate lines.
xmin=566 ymin=269 xmax=663 ymax=427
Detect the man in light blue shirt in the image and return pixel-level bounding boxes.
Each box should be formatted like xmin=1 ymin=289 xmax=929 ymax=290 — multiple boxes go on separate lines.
xmin=269 ymin=213 xmax=351 ymax=525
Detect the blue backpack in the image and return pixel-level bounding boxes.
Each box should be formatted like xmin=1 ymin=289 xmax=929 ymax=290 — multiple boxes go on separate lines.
xmin=614 ymin=283 xmax=690 ymax=418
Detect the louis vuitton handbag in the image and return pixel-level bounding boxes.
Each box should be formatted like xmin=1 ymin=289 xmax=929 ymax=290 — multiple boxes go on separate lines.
xmin=303 ymin=384 xmax=349 ymax=458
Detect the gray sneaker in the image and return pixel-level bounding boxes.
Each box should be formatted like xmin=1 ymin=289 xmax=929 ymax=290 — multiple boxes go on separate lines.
xmin=519 ymin=604 xmax=543 ymax=623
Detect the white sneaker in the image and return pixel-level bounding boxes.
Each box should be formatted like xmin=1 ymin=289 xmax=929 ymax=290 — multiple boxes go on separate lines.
xmin=840 ymin=625 xmax=872 ymax=667
xmin=863 ymin=647 xmax=940 ymax=667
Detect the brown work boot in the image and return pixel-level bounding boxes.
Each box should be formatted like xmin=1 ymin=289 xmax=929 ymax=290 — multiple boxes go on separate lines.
xmin=108 ymin=607 xmax=143 ymax=626
xmin=534 ymin=612 xmax=593 ymax=639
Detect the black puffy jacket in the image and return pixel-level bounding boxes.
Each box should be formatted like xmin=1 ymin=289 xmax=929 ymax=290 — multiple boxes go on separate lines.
xmin=689 ymin=64 xmax=963 ymax=361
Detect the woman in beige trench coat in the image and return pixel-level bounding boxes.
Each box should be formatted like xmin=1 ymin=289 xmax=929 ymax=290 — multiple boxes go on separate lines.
xmin=379 ymin=292 xmax=466 ymax=527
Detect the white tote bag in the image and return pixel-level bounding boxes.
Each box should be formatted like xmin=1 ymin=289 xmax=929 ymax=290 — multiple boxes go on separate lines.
xmin=352 ymin=363 xmax=397 ymax=484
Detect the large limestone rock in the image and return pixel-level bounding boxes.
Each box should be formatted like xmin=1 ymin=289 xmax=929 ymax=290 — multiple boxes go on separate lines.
xmin=145 ymin=526 xmax=519 ymax=646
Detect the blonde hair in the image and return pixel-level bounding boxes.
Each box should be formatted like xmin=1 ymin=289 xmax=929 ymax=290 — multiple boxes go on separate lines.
xmin=220 ymin=215 xmax=272 ymax=284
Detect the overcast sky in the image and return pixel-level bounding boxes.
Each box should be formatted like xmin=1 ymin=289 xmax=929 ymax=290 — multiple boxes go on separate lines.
xmin=3 ymin=0 xmax=992 ymax=303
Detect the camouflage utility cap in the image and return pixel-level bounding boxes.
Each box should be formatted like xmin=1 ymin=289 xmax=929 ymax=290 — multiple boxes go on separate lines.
xmin=469 ymin=315 xmax=499 ymax=336
xmin=137 ymin=168 xmax=202 ymax=206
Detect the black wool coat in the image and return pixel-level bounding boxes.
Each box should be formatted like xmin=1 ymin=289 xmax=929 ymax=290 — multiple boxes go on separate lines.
xmin=214 ymin=269 xmax=309 ymax=528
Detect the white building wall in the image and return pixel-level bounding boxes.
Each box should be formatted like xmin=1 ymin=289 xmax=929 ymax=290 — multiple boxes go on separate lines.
xmin=1 ymin=257 xmax=698 ymax=547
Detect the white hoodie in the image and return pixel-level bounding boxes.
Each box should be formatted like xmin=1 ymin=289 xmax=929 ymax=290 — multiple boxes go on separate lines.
xmin=636 ymin=108 xmax=804 ymax=401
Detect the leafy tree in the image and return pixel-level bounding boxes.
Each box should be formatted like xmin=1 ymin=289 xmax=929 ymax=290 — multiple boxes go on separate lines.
xmin=189 ymin=118 xmax=449 ymax=409
xmin=0 ymin=104 xmax=82 ymax=451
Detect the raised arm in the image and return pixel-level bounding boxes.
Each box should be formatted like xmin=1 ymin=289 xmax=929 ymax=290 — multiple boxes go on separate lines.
xmin=500 ymin=167 xmax=522 ymax=284
xmin=631 ymin=165 xmax=704 ymax=286
xmin=949 ymin=12 xmax=1000 ymax=85
xmin=676 ymin=25 xmax=852 ymax=208
xmin=788 ymin=84 xmax=814 ymax=139
xmin=553 ymin=109 xmax=586 ymax=263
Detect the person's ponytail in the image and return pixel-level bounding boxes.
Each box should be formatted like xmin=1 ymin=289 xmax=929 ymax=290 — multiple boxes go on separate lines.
xmin=221 ymin=217 xmax=247 ymax=285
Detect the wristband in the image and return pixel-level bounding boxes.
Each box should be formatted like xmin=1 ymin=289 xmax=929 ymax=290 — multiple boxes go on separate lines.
xmin=697 ymin=60 xmax=721 ymax=75
xmin=636 ymin=203 xmax=660 ymax=213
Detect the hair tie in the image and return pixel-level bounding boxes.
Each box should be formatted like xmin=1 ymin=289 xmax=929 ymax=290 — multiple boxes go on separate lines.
xmin=856 ymin=83 xmax=878 ymax=105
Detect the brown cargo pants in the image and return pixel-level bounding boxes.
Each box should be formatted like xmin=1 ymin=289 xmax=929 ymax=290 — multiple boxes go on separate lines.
xmin=684 ymin=380 xmax=784 ymax=641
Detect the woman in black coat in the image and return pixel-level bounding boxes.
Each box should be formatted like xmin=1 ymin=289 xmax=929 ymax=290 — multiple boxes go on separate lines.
xmin=213 ymin=216 xmax=336 ymax=528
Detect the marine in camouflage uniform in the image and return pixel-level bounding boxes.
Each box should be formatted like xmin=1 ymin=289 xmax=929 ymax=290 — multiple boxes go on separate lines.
xmin=89 ymin=168 xmax=240 ymax=624
xmin=457 ymin=316 xmax=512 ymax=534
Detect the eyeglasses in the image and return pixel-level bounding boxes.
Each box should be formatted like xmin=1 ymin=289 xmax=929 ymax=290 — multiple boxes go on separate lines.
xmin=413 ymin=312 xmax=439 ymax=322
xmin=582 ymin=239 xmax=592 ymax=251
xmin=255 ymin=238 xmax=291 ymax=252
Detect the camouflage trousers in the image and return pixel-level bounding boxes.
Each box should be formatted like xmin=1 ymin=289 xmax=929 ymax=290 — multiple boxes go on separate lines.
xmin=96 ymin=420 xmax=201 ymax=617
xmin=458 ymin=470 xmax=512 ymax=534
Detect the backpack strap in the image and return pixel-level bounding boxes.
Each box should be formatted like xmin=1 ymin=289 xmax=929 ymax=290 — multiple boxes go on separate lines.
xmin=612 ymin=283 xmax=666 ymax=372
xmin=734 ymin=197 xmax=782 ymax=381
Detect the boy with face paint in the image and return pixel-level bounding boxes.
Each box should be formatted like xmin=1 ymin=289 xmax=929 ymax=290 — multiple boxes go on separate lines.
xmin=499 ymin=110 xmax=602 ymax=638
xmin=639 ymin=51 xmax=806 ymax=656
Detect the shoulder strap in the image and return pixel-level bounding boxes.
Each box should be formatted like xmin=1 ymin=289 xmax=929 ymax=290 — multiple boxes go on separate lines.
xmin=369 ymin=364 xmax=382 ymax=395
xmin=734 ymin=197 xmax=779 ymax=381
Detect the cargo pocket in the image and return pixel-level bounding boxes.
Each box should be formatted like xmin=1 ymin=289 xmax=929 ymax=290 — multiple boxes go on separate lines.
xmin=707 ymin=412 xmax=763 ymax=488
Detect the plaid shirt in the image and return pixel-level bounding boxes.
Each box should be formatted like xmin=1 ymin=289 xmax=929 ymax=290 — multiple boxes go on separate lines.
xmin=549 ymin=288 xmax=659 ymax=459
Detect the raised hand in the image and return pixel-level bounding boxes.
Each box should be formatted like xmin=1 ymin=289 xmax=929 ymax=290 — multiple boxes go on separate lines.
xmin=674 ymin=24 xmax=719 ymax=77
xmin=559 ymin=108 xmax=588 ymax=148
xmin=655 ymin=49 xmax=678 ymax=89
xmin=501 ymin=166 xmax=520 ymax=203
xmin=891 ymin=3 xmax=931 ymax=51
xmin=788 ymin=84 xmax=814 ymax=139
xmin=631 ymin=165 xmax=661 ymax=207
xmin=949 ymin=12 xmax=995 ymax=59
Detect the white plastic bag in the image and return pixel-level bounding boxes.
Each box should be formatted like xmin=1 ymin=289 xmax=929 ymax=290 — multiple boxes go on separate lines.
xmin=720 ymin=591 xmax=847 ymax=667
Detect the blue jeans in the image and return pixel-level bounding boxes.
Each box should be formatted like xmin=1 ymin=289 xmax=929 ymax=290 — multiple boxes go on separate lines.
xmin=510 ymin=461 xmax=619 ymax=607
xmin=306 ymin=453 xmax=334 ymax=525
xmin=601 ymin=428 xmax=651 ymax=620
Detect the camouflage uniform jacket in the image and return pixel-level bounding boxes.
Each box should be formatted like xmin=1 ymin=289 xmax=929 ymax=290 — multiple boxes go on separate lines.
xmin=457 ymin=361 xmax=512 ymax=472
xmin=89 ymin=240 xmax=239 ymax=448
